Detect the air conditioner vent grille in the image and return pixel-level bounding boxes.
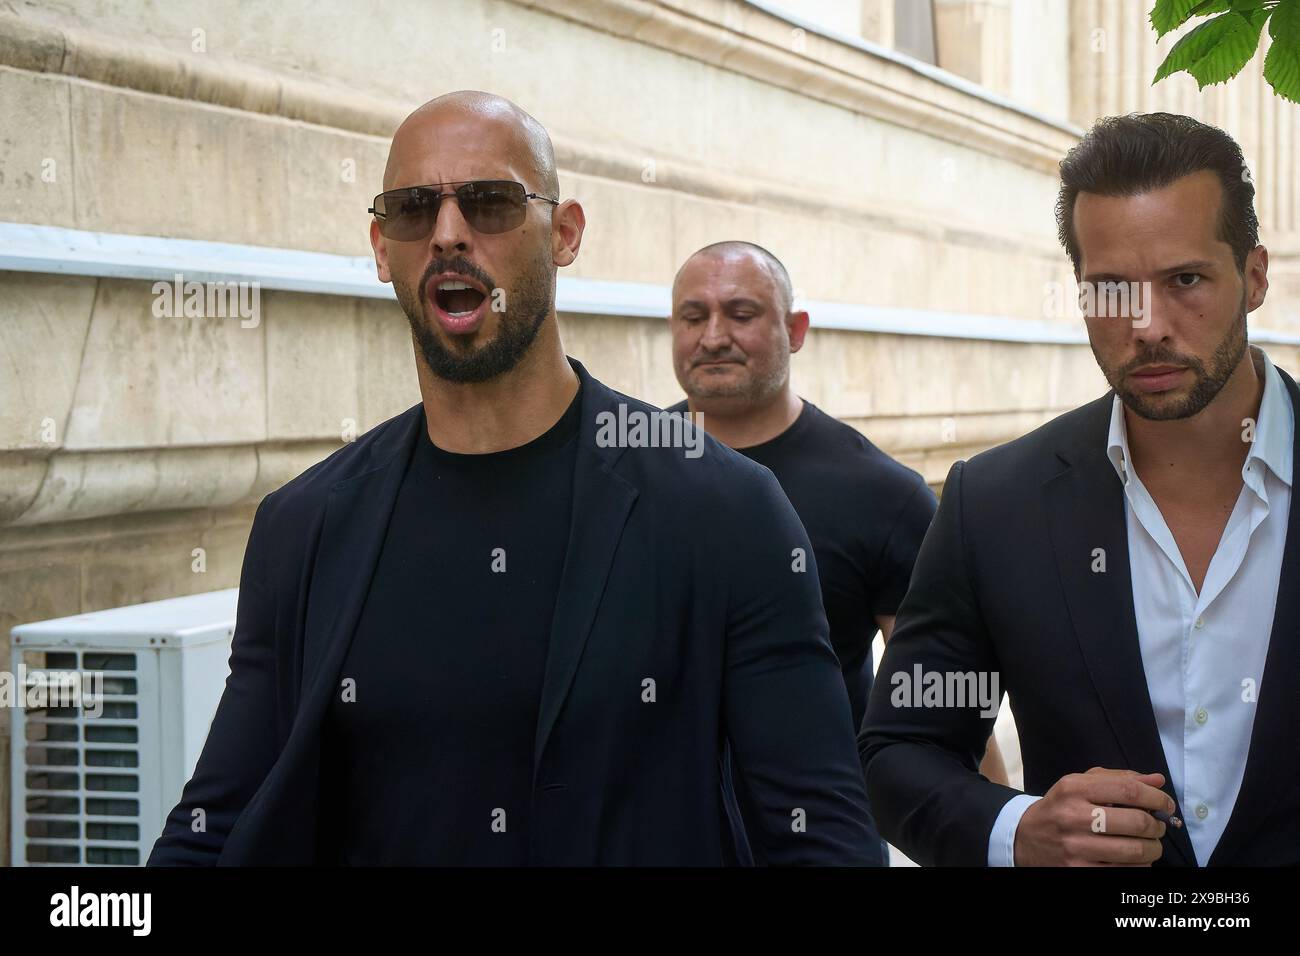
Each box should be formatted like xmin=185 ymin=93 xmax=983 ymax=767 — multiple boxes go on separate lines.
xmin=20 ymin=649 xmax=142 ymax=866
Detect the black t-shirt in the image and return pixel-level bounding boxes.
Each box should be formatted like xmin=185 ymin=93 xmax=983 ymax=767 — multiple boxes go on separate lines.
xmin=317 ymin=386 xmax=581 ymax=865
xmin=671 ymin=398 xmax=936 ymax=731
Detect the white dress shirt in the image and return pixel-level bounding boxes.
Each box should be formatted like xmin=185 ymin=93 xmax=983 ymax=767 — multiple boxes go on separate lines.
xmin=989 ymin=348 xmax=1293 ymax=865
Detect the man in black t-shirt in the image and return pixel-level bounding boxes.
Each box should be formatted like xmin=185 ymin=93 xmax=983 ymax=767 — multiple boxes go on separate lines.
xmin=668 ymin=241 xmax=1008 ymax=863
xmin=150 ymin=96 xmax=879 ymax=867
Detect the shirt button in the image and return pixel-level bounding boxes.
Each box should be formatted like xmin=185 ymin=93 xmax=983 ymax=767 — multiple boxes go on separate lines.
xmin=1195 ymin=708 xmax=1209 ymax=725
xmin=1195 ymin=804 xmax=1209 ymax=820
xmin=1194 ymin=616 xmax=1205 ymax=629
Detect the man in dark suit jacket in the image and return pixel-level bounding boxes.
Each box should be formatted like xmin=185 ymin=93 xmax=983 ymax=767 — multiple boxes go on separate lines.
xmin=148 ymin=90 xmax=876 ymax=866
xmin=862 ymin=113 xmax=1300 ymax=866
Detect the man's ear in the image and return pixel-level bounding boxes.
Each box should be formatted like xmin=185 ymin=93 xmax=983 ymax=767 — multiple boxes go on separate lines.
xmin=1245 ymin=244 xmax=1269 ymax=313
xmin=788 ymin=310 xmax=810 ymax=352
xmin=552 ymin=198 xmax=585 ymax=268
xmin=370 ymin=219 xmax=392 ymax=284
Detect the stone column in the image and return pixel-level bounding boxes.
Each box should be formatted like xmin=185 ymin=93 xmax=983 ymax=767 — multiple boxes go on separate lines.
xmin=934 ymin=0 xmax=1012 ymax=92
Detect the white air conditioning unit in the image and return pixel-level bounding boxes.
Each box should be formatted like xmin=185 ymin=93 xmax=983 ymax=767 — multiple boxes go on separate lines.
xmin=10 ymin=588 xmax=238 ymax=866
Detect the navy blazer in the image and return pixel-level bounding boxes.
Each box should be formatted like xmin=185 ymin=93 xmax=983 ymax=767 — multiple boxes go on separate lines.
xmin=861 ymin=362 xmax=1300 ymax=866
xmin=149 ymin=358 xmax=878 ymax=865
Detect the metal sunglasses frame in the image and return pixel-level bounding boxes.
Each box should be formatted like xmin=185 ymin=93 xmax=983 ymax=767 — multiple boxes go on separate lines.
xmin=368 ymin=179 xmax=559 ymax=238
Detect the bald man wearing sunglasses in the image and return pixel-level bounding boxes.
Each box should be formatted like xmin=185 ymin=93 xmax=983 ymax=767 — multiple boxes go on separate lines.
xmin=148 ymin=91 xmax=877 ymax=866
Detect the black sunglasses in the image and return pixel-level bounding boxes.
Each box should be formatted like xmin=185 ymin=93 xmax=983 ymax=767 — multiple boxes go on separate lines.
xmin=369 ymin=179 xmax=558 ymax=240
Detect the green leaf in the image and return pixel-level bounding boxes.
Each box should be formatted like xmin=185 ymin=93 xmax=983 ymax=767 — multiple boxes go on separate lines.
xmin=1153 ymin=9 xmax=1269 ymax=87
xmin=1264 ymin=0 xmax=1300 ymax=102
xmin=1150 ymin=0 xmax=1232 ymax=39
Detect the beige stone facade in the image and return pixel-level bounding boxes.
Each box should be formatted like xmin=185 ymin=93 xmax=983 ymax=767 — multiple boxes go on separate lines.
xmin=2 ymin=0 xmax=1299 ymax=863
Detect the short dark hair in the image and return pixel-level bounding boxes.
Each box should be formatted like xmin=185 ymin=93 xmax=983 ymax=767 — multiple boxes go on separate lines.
xmin=680 ymin=240 xmax=794 ymax=315
xmin=1056 ymin=112 xmax=1259 ymax=273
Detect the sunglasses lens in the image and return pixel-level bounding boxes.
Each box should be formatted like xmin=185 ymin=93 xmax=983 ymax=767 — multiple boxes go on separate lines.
xmin=460 ymin=181 xmax=527 ymax=234
xmin=377 ymin=189 xmax=439 ymax=241
xmin=373 ymin=182 xmax=531 ymax=239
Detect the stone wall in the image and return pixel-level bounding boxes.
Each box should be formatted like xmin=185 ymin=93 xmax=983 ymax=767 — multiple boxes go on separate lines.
xmin=2 ymin=0 xmax=1298 ymax=864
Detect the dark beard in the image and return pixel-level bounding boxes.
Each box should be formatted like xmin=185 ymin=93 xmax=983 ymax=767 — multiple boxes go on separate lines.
xmin=396 ymin=254 xmax=553 ymax=384
xmin=1100 ymin=296 xmax=1248 ymax=422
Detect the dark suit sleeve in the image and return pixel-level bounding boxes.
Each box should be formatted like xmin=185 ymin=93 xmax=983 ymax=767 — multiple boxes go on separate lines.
xmin=859 ymin=460 xmax=1021 ymax=866
xmin=721 ymin=464 xmax=879 ymax=865
xmin=148 ymin=497 xmax=288 ymax=865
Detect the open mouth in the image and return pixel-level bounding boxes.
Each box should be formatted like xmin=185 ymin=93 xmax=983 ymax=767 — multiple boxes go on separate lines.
xmin=427 ymin=276 xmax=490 ymax=335
xmin=435 ymin=280 xmax=486 ymax=315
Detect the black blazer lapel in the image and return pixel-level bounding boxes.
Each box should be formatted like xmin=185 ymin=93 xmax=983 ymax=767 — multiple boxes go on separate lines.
xmin=1042 ymin=394 xmax=1196 ymax=865
xmin=1210 ymin=366 xmax=1300 ymax=864
xmin=221 ymin=404 xmax=422 ymax=863
xmin=299 ymin=404 xmax=424 ymax=704
xmin=533 ymin=360 xmax=639 ymax=777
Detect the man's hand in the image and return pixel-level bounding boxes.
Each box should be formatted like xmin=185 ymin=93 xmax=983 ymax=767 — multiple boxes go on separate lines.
xmin=1014 ymin=768 xmax=1173 ymax=866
